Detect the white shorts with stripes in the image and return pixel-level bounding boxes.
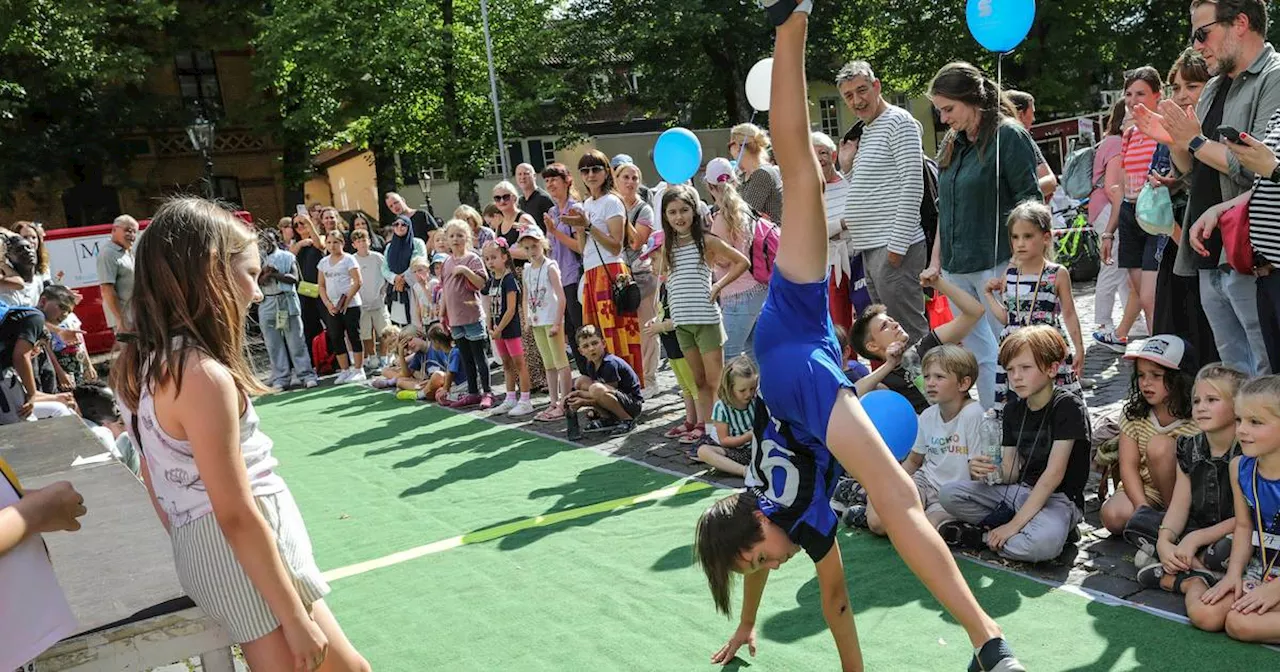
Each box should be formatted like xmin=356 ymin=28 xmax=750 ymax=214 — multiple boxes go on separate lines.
xmin=172 ymin=489 xmax=330 ymax=643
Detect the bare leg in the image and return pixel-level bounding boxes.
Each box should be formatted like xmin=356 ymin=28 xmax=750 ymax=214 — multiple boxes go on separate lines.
xmin=1146 ymin=438 xmax=1178 ymax=506
xmin=1140 ymin=269 xmax=1157 ymax=331
xmin=694 ymin=444 xmax=747 ymax=477
xmin=1115 ymin=282 xmax=1142 ymax=339
xmin=589 ymin=382 xmax=632 ymax=420
xmin=1225 ymin=609 xmax=1280 ymax=643
xmin=772 ymin=8 xmax=1001 ymax=649
xmin=683 ymin=346 xmax=713 ymax=424
xmin=515 ymin=353 xmax=530 ymax=394
xmin=1099 ymin=493 xmax=1136 ymax=535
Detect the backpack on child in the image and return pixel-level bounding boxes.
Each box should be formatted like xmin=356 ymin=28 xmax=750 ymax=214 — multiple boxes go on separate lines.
xmin=747 ymin=211 xmax=781 ymax=285
xmin=310 ymin=331 xmax=338 ymax=376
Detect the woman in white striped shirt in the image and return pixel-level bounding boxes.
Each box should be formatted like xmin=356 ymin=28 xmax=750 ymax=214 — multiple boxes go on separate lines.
xmin=660 ymin=185 xmax=750 ymax=447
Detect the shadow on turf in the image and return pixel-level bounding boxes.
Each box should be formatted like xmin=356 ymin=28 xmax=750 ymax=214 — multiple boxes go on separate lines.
xmin=759 ymin=532 xmax=1052 ymax=645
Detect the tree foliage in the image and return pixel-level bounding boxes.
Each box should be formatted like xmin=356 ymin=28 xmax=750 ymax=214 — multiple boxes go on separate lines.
xmin=0 ymin=0 xmax=177 ymax=205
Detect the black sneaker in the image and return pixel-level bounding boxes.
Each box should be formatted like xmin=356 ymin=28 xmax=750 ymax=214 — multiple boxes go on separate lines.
xmin=584 ymin=417 xmax=620 ymax=434
xmin=968 ymin=637 xmax=1025 ymax=672
xmin=1136 ymin=561 xmax=1165 ymax=589
xmin=842 ymin=504 xmax=868 ymax=529
xmin=938 ymin=520 xmax=986 ymax=550
xmin=760 ymin=0 xmax=812 ymax=27
xmin=566 ymin=411 xmax=583 ymax=441
xmin=830 ymin=477 xmax=866 ymax=513
xmin=1122 ymin=505 xmax=1164 ymax=548
xmin=609 ymin=420 xmax=635 ymax=436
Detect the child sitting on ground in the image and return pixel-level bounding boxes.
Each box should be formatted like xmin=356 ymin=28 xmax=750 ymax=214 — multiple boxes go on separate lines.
xmin=1133 ymin=365 xmax=1244 ymax=628
xmin=1195 ymin=375 xmax=1280 ymax=643
xmin=376 ymin=325 xmax=433 ymax=391
xmin=71 ymin=380 xmax=138 ymax=475
xmin=694 ymin=356 xmax=761 ymax=479
xmin=1099 ymin=335 xmax=1198 ymax=539
xmin=565 ymin=325 xmax=642 ymax=440
xmin=938 ymin=326 xmax=1090 ymax=563
xmin=846 ymin=345 xmax=983 ymax=535
xmin=848 ymin=271 xmax=987 ymax=413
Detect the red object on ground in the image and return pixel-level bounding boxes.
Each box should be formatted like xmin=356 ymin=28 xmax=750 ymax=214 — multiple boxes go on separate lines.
xmin=44 ymin=211 xmax=254 ymax=355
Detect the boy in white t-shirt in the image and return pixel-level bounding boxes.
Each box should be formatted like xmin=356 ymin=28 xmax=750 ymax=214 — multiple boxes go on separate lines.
xmin=352 ymin=229 xmax=391 ymax=369
xmin=1 ymin=457 xmax=85 ymax=671
xmin=847 ymin=344 xmax=982 ymax=535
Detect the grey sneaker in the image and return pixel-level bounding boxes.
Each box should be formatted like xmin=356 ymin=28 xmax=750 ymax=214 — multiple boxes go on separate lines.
xmin=760 ymin=0 xmax=812 ymax=26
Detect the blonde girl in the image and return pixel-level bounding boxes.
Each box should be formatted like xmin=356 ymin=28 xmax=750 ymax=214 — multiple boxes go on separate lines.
xmin=1138 ymin=365 xmax=1245 ymax=629
xmin=705 ymin=157 xmax=769 ymax=360
xmin=454 ymin=204 xmax=495 ymax=251
xmin=408 ymin=255 xmax=441 ymax=330
xmin=1195 ymin=376 xmax=1280 ymax=642
xmin=113 ymin=197 xmax=369 ymax=672
xmin=519 ymin=226 xmax=570 ymax=421
xmin=439 ymin=219 xmax=493 ymax=409
xmin=984 ymin=200 xmax=1084 ymax=409
xmin=695 ymin=356 xmax=760 ymax=478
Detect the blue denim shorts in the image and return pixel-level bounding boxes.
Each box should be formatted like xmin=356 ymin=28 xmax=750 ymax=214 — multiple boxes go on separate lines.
xmin=450 ymin=321 xmax=486 ymax=342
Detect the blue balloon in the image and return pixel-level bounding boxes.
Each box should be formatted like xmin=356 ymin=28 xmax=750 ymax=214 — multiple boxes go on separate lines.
xmin=653 ymin=128 xmax=703 ymax=184
xmin=966 ymin=0 xmax=1036 ymax=53
xmin=860 ymin=390 xmax=919 ymax=461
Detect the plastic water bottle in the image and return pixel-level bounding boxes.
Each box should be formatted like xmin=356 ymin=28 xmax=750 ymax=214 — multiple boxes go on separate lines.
xmin=979 ymin=409 xmax=1003 ymax=485
xmin=900 ymin=347 xmax=925 ymax=395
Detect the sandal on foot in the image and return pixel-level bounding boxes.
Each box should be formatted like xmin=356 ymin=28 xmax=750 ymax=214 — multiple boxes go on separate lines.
xmin=664 ymin=422 xmax=695 ymax=439
xmin=679 ymin=427 xmax=705 ymax=445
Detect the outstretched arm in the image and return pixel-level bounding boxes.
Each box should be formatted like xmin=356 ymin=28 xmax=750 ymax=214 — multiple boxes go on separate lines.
xmin=770 ymin=10 xmax=827 ymax=284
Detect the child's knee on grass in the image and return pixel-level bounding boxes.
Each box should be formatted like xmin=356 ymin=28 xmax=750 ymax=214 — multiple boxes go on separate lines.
xmin=1187 ymin=591 xmax=1229 ymax=632
xmin=865 ymin=502 xmax=887 ymax=536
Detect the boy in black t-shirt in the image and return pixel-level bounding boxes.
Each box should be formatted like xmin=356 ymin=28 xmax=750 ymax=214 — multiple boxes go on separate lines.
xmin=565 ymin=325 xmax=642 ymax=439
xmin=849 ymin=272 xmax=987 ymax=413
xmin=938 ymin=325 xmax=1090 ymax=563
xmin=1 ymin=286 xmax=77 ymax=425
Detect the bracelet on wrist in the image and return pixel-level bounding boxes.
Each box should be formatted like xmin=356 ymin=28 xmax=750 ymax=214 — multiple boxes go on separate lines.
xmin=1101 ymin=233 xmax=1114 ymax=239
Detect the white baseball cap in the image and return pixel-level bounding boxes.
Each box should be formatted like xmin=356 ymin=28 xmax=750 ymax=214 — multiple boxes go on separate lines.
xmin=517 ymin=225 xmax=546 ymax=243
xmin=703 ymin=157 xmax=736 ymax=185
xmin=1123 ymin=334 xmax=1193 ymax=372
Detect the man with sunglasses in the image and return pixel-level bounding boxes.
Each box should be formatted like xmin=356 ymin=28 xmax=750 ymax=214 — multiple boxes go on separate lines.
xmin=1138 ymin=0 xmax=1280 ymax=376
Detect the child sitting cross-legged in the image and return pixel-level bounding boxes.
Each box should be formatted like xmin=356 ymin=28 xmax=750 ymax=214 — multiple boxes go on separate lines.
xmin=694 ymin=356 xmax=762 ymax=479
xmin=938 ymin=325 xmax=1090 ymax=563
xmin=848 ymin=270 xmax=987 ymax=414
xmin=1133 ymin=364 xmax=1245 ymax=628
xmin=1193 ymin=375 xmax=1280 ymax=643
xmin=845 ymin=345 xmax=982 ymax=536
xmin=565 ymin=324 xmax=642 ymax=440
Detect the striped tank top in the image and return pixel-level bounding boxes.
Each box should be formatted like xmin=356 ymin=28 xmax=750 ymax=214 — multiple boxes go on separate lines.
xmin=667 ymin=239 xmax=721 ymax=326
xmin=1122 ymin=127 xmax=1158 ymax=200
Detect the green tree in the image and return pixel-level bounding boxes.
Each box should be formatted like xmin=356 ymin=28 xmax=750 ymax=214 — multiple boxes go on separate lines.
xmin=0 ymin=0 xmax=177 ymax=207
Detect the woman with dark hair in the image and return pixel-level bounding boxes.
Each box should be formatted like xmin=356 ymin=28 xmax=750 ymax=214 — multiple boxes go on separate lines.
xmin=926 ymin=61 xmax=1041 ymax=409
xmin=351 ymin=213 xmax=385 ymax=253
xmin=1098 ymin=67 xmax=1165 ymax=351
xmin=1151 ymin=49 xmax=1218 ymax=359
xmin=382 ymin=214 xmax=427 ymax=327
xmin=561 ymin=150 xmax=644 ymax=383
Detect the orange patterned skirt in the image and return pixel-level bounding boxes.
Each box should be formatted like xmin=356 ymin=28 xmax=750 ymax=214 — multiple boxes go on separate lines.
xmin=581 ymin=263 xmax=644 ymax=385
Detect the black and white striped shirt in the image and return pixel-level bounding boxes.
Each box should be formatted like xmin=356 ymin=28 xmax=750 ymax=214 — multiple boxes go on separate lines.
xmin=1250 ymin=108 xmax=1280 ymax=266
xmin=845 ymin=104 xmax=926 ymax=254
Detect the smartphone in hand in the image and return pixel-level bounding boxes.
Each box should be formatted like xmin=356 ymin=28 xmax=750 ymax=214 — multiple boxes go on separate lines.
xmin=1217 ymin=126 xmax=1245 ymax=145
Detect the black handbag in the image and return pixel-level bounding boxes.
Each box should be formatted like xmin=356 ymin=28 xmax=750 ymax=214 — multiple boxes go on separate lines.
xmin=592 ymin=237 xmax=641 ymax=314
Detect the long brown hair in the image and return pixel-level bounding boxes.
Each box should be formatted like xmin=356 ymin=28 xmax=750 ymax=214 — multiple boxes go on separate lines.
xmin=112 ymin=197 xmax=267 ymax=411
xmin=577 ymin=150 xmax=616 ymax=199
xmin=929 ymin=61 xmax=1016 ymax=168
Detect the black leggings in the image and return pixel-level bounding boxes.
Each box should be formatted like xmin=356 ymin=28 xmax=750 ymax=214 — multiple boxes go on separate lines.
xmin=456 ymin=337 xmax=491 ymax=395
xmin=325 ymin=306 xmax=362 ymax=358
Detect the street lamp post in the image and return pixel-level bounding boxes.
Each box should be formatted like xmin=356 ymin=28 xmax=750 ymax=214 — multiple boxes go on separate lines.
xmin=186 ymin=115 xmax=216 ymax=200
xmin=417 ymin=170 xmax=436 ymax=220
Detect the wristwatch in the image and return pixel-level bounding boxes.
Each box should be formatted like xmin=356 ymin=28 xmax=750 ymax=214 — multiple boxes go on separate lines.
xmin=1189 ymin=134 xmax=1209 ymax=155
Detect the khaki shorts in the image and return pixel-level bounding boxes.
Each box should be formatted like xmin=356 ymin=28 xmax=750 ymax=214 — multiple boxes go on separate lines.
xmin=912 ymin=470 xmax=952 ymax=521
xmin=359 ymin=305 xmax=391 ymax=340
xmin=674 ymin=322 xmax=726 ymax=354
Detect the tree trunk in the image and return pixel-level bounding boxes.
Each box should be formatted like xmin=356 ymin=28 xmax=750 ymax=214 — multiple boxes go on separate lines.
xmin=371 ymin=140 xmax=399 ymax=226
xmin=281 ymin=142 xmax=308 ymax=211
xmin=701 ymin=35 xmax=746 ymax=125
xmin=440 ymin=0 xmax=479 ymax=208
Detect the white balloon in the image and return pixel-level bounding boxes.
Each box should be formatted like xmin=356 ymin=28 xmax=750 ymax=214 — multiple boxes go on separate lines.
xmin=745 ymin=58 xmax=773 ymax=112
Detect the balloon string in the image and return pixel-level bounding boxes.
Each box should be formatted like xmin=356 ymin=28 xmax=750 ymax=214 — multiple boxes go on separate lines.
xmin=734 ymin=109 xmax=757 ymax=166
xmin=994 ymin=51 xmax=1003 ymax=268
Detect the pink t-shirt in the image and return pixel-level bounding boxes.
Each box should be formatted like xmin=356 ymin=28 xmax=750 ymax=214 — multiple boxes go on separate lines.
xmin=442 ymin=252 xmax=487 ymax=327
xmin=709 ymin=206 xmax=766 ymax=298
xmin=1088 ymin=134 xmax=1123 ymax=224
